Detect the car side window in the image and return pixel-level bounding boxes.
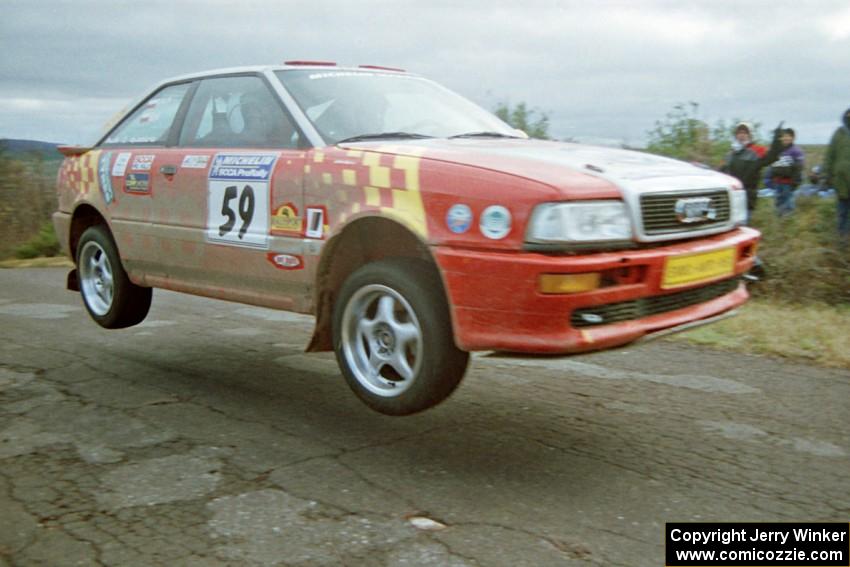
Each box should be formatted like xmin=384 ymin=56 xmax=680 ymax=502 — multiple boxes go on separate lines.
xmin=179 ymin=76 xmax=300 ymax=149
xmin=103 ymin=83 xmax=191 ymax=146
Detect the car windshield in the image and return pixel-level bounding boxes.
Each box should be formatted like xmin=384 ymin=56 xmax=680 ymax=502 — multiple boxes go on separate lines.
xmin=275 ymin=69 xmax=519 ymax=144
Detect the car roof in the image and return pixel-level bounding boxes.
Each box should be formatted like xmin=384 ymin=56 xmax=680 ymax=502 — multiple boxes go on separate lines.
xmin=157 ymin=63 xmax=412 ymax=85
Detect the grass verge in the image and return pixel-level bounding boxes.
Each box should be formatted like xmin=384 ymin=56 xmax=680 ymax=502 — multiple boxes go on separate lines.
xmin=0 ymin=256 xmax=73 ymax=269
xmin=668 ymin=299 xmax=850 ymax=369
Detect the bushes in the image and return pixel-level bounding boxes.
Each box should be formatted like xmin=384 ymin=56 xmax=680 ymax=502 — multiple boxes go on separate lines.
xmin=13 ymin=220 xmax=60 ymax=259
xmin=749 ymin=195 xmax=850 ymax=304
xmin=0 ymin=149 xmax=59 ymax=258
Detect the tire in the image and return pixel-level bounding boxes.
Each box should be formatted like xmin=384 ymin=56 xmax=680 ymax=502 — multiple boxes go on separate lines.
xmin=332 ymin=258 xmax=469 ymax=415
xmin=76 ymin=225 xmax=152 ymax=329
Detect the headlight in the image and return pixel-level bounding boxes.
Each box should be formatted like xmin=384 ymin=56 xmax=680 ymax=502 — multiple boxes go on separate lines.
xmin=526 ymin=201 xmax=632 ymax=243
xmin=730 ymin=189 xmax=748 ymax=225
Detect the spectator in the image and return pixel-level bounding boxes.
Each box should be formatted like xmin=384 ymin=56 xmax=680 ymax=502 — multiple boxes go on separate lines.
xmin=770 ymin=128 xmax=804 ymax=216
xmin=721 ymin=122 xmax=783 ymax=225
xmin=797 ymin=165 xmax=822 ymax=197
xmin=824 ymin=107 xmax=850 ymax=242
xmin=809 ymin=164 xmax=822 ymax=186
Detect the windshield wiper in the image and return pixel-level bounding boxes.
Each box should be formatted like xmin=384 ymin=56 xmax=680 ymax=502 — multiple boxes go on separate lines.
xmin=449 ymin=131 xmax=523 ymax=139
xmin=336 ymin=132 xmax=433 ymax=144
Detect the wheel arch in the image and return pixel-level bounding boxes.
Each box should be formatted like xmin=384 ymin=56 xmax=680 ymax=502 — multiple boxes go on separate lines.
xmin=69 ymin=204 xmax=110 ymax=261
xmin=306 ymin=216 xmax=452 ymax=353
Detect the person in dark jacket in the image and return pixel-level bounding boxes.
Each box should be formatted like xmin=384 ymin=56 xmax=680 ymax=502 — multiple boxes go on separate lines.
xmin=824 ymin=107 xmax=850 ymax=241
xmin=721 ymin=121 xmax=783 ymax=225
xmin=770 ymin=128 xmax=805 ymax=216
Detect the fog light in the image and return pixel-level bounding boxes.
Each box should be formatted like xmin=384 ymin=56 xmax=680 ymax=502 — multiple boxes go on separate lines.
xmin=539 ymin=273 xmax=601 ymax=294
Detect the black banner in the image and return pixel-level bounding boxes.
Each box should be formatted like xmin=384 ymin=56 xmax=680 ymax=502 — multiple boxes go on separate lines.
xmin=666 ymin=523 xmax=849 ymax=566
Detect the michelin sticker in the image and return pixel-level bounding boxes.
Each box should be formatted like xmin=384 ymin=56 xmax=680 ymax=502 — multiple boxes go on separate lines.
xmin=112 ymin=152 xmax=131 ymax=177
xmin=446 ymin=204 xmax=472 ymax=234
xmin=98 ymin=151 xmax=114 ymax=205
xmin=182 ymin=155 xmax=210 ymax=169
xmin=206 ymin=153 xmax=277 ymax=249
xmin=480 ymin=205 xmax=511 ymax=239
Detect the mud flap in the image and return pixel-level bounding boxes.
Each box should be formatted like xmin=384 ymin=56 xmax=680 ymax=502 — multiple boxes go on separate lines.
xmin=305 ymin=289 xmax=334 ymax=352
xmin=67 ymin=269 xmax=79 ymax=292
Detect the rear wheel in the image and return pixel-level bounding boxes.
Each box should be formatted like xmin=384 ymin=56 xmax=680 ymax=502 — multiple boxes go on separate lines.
xmin=77 ymin=225 xmax=151 ymax=329
xmin=333 ymin=258 xmax=469 ymax=415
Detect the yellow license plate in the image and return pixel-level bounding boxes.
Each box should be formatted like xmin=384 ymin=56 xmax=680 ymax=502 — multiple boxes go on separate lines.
xmin=662 ymin=247 xmax=736 ymax=289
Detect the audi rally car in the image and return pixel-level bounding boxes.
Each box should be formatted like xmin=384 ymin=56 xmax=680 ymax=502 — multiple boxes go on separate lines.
xmin=53 ymin=61 xmax=758 ymax=415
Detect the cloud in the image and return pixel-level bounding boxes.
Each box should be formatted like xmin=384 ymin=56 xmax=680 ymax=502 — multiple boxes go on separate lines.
xmin=818 ymin=4 xmax=850 ymax=40
xmin=1 ymin=0 xmax=849 ymax=145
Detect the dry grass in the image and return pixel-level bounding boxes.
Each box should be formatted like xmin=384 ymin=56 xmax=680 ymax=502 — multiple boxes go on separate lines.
xmin=669 ymin=299 xmax=850 ymax=368
xmin=0 ymin=256 xmax=73 ymax=269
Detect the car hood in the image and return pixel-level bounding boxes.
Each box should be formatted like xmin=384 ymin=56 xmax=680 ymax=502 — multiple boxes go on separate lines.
xmin=341 ymin=138 xmax=734 ymax=198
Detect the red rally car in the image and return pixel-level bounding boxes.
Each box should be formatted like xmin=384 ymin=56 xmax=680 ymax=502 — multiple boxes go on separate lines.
xmin=53 ymin=62 xmax=758 ymax=415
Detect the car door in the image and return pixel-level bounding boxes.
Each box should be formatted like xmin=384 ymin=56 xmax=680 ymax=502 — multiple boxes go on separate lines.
xmin=163 ymin=74 xmax=310 ymax=309
xmin=98 ymin=81 xmax=194 ymax=279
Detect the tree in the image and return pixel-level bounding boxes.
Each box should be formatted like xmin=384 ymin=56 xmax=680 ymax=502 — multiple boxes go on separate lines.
xmin=645 ymin=102 xmax=763 ymax=168
xmin=494 ymin=102 xmax=550 ymax=139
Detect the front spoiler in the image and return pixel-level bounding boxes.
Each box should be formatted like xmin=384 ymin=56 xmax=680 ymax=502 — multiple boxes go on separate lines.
xmin=632 ymin=308 xmax=739 ymax=344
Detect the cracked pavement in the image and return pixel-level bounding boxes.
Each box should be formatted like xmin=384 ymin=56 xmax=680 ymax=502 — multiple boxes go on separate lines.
xmin=1 ymin=268 xmax=848 ymax=566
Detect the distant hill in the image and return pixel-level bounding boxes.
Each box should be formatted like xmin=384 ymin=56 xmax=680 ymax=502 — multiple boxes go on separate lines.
xmin=0 ymin=138 xmax=62 ymax=160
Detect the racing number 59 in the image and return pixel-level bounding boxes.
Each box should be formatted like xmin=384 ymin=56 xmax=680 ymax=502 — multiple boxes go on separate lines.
xmin=206 ymin=178 xmax=269 ymax=248
xmin=219 ymin=184 xmax=255 ymax=239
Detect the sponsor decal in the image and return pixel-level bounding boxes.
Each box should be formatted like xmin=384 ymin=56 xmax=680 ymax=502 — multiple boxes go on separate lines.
xmin=209 ymin=153 xmax=276 ymax=180
xmin=112 ymin=152 xmax=131 ymax=177
xmin=206 ymin=153 xmax=278 ymax=249
xmin=124 ymin=173 xmax=150 ymax=194
xmin=479 ymin=205 xmax=512 ymax=239
xmin=271 ymin=203 xmax=302 ymax=233
xmin=98 ymin=151 xmax=114 ymax=205
xmin=446 ymin=204 xmax=472 ymax=234
xmin=266 ymin=253 xmax=303 ymax=270
xmin=181 ymin=154 xmax=210 ymax=169
xmin=137 ymin=101 xmax=158 ymax=124
xmin=305 ymin=206 xmax=326 ymax=239
xmin=131 ymin=154 xmax=155 ymax=171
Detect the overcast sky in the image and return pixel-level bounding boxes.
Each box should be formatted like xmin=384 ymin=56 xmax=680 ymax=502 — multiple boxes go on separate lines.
xmin=2 ymin=0 xmax=849 ymax=147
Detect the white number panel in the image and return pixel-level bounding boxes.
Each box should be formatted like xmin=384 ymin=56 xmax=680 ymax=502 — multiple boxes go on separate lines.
xmin=206 ymin=153 xmax=277 ymax=249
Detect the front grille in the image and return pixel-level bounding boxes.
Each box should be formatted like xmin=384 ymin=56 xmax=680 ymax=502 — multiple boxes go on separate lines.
xmin=640 ymin=190 xmax=730 ymax=235
xmin=571 ymin=277 xmax=740 ymax=328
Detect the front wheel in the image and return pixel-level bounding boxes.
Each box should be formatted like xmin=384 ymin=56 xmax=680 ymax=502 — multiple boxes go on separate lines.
xmin=77 ymin=225 xmax=152 ymax=329
xmin=333 ymin=258 xmax=469 ymax=415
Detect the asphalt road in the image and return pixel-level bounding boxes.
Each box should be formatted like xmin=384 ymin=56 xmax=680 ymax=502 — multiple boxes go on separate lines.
xmin=1 ymin=268 xmax=848 ymax=566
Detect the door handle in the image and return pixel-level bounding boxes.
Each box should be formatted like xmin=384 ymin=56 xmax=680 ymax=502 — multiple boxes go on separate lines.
xmin=160 ymin=165 xmax=178 ymax=175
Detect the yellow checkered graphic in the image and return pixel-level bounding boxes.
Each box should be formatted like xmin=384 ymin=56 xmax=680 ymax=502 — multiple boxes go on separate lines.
xmin=342 ymin=169 xmax=357 ymax=186
xmin=66 ymin=150 xmax=102 ymax=198
xmin=356 ymin=150 xmax=428 ymax=238
xmin=364 ymin=186 xmax=381 ymax=206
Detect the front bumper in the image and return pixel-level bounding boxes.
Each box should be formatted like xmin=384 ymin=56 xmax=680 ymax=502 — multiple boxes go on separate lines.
xmin=434 ymin=227 xmax=759 ymax=353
